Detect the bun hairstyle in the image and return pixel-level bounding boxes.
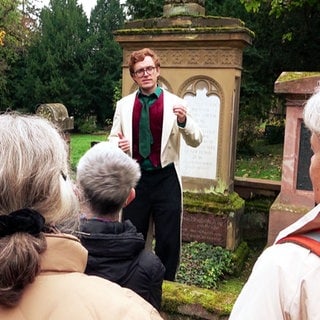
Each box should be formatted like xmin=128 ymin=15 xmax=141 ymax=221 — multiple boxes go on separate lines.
xmin=0 ymin=113 xmax=79 ymax=307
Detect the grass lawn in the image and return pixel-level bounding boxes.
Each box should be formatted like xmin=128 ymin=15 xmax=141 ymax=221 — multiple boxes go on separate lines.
xmin=70 ymin=133 xmax=106 ymax=170
xmin=70 ymin=134 xmax=284 ymax=181
xmin=235 ymin=140 xmax=283 ymax=181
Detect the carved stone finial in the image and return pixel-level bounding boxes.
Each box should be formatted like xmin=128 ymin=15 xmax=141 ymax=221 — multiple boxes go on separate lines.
xmin=163 ymin=0 xmax=205 ymax=17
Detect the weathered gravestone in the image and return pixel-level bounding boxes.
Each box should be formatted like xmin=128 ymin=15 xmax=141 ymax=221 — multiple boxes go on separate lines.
xmin=36 ymin=103 xmax=74 ymax=157
xmin=268 ymin=72 xmax=320 ymax=245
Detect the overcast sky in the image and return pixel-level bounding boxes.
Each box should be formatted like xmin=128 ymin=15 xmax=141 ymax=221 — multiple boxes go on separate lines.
xmin=37 ymin=0 xmax=98 ymax=18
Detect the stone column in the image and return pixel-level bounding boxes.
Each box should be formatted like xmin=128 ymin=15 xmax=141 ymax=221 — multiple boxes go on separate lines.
xmin=268 ymin=72 xmax=320 ymax=245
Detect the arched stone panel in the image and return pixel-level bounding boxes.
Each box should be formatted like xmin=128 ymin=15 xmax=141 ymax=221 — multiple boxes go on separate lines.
xmin=178 ymin=76 xmax=224 ymax=181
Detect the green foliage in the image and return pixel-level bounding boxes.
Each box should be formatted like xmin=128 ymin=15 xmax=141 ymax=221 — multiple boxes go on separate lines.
xmin=0 ymin=0 xmax=38 ymax=109
xmin=124 ymin=0 xmax=164 ymax=19
xmin=76 ymin=117 xmax=98 ymax=134
xmin=237 ymin=115 xmax=263 ymax=155
xmin=176 ymin=242 xmax=234 ymax=289
xmin=240 ymin=0 xmax=320 ymax=18
xmin=87 ymin=0 xmax=124 ymax=124
xmin=5 ymin=0 xmax=124 ymax=127
xmin=7 ymin=0 xmax=91 ymax=114
xmin=113 ymin=79 xmax=122 ymax=110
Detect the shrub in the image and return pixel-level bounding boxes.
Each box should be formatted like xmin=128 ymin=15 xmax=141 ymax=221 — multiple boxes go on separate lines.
xmin=76 ymin=117 xmax=97 ymax=134
xmin=237 ymin=115 xmax=263 ymax=156
xmin=176 ymin=242 xmax=234 ymax=289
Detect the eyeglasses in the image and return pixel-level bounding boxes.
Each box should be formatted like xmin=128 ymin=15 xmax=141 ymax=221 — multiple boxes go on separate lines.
xmin=134 ymin=66 xmax=156 ymax=78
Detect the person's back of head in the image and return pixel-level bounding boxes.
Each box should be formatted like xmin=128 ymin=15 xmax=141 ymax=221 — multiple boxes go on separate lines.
xmin=0 ymin=113 xmax=79 ymax=307
xmin=303 ymin=90 xmax=320 ymax=135
xmin=76 ymin=142 xmax=141 ymax=217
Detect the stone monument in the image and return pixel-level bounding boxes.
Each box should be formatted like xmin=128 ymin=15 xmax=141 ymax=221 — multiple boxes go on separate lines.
xmin=114 ymin=0 xmax=253 ymax=250
xmin=268 ymin=72 xmax=320 ymax=245
xmin=36 ymin=103 xmax=74 ymax=156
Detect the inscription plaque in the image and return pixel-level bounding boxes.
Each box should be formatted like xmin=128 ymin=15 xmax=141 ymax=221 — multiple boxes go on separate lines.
xmin=180 ymin=87 xmax=220 ymax=180
xmin=296 ymin=123 xmax=312 ymax=191
xmin=182 ymin=212 xmax=227 ymax=246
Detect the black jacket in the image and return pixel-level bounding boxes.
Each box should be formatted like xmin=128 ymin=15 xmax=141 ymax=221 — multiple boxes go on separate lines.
xmin=79 ymin=218 xmax=165 ymax=310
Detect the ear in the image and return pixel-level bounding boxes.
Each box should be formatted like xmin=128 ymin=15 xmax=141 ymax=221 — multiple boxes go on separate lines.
xmin=124 ymin=188 xmax=136 ymax=207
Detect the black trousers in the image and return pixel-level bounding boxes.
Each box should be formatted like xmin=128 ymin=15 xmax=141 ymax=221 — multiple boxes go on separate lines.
xmin=123 ymin=165 xmax=181 ymax=281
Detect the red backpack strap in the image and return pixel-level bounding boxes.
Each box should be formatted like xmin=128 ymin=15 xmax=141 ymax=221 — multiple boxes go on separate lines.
xmin=276 ymin=231 xmax=320 ymax=257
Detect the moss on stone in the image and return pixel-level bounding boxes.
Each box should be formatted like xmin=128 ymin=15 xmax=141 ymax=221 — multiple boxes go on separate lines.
xmin=114 ymin=14 xmax=255 ymax=39
xmin=115 ymin=26 xmax=252 ymax=35
xmin=277 ymin=72 xmax=320 ymax=83
xmin=231 ymin=241 xmax=250 ymax=276
xmin=183 ymin=191 xmax=245 ymax=214
xmin=162 ymin=281 xmax=236 ymax=316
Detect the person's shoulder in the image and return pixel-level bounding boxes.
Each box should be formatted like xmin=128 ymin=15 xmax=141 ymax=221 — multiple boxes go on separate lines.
xmin=49 ymin=273 xmax=163 ymax=319
xmin=83 ymin=275 xmax=163 ymax=319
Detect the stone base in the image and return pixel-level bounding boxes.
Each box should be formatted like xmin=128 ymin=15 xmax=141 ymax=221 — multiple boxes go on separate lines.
xmin=267 ymin=194 xmax=311 ymax=246
xmin=182 ymin=208 xmax=243 ymax=251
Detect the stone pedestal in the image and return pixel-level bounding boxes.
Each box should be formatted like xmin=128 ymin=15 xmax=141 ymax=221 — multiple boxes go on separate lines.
xmin=182 ymin=191 xmax=244 ymax=250
xmin=268 ymin=72 xmax=320 ymax=245
xmin=182 ymin=210 xmax=243 ymax=250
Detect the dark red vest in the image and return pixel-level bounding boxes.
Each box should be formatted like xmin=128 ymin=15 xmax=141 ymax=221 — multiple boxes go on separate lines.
xmin=132 ymin=93 xmax=164 ymax=167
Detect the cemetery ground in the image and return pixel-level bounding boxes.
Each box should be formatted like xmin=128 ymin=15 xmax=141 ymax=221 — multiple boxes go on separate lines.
xmin=70 ymin=133 xmax=283 ymax=316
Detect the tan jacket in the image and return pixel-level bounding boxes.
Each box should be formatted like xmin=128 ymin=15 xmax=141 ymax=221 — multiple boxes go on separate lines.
xmin=0 ymin=233 xmax=163 ymax=320
xmin=229 ymin=204 xmax=320 ymax=320
xmin=109 ymin=89 xmax=203 ymax=183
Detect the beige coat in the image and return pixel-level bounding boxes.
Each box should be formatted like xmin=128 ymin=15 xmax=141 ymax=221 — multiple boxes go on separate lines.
xmin=0 ymin=233 xmax=163 ymax=320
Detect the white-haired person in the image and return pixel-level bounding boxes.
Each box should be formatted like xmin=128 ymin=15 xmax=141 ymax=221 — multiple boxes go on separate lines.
xmin=77 ymin=142 xmax=165 ymax=311
xmin=0 ymin=113 xmax=163 ymax=320
xmin=229 ymin=90 xmax=320 ymax=320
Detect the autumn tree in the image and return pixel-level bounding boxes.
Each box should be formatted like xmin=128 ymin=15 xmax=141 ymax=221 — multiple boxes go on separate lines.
xmin=0 ymin=0 xmax=38 ymax=109
xmin=9 ymin=0 xmax=91 ymax=118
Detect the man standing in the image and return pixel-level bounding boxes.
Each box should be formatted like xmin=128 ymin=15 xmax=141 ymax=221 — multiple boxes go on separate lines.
xmin=108 ymin=48 xmax=202 ymax=280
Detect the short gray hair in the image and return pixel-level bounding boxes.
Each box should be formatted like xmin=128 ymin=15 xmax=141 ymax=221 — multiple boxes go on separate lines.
xmin=77 ymin=142 xmax=141 ymax=216
xmin=303 ymin=91 xmax=320 ymax=135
